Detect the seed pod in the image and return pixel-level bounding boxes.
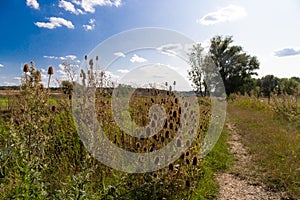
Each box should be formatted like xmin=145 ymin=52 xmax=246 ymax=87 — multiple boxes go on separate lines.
xmin=185 ymin=150 xmax=190 ymax=157
xmin=192 ymin=156 xmax=198 ymax=166
xmin=40 ymin=84 xmax=45 ymax=91
xmin=180 ymin=153 xmax=185 ymax=160
xmin=154 ymin=156 xmax=159 ymax=165
xmin=161 ymin=136 xmax=165 ymax=143
xmin=36 ymin=70 xmax=41 ymax=82
xmin=48 ymin=66 xmax=54 ymax=75
xmin=168 ymin=163 xmax=174 ymax=171
xmin=136 ymin=142 xmax=141 ymax=149
xmin=176 ymin=138 xmax=181 ymax=147
xmin=149 ymin=146 xmax=154 ymax=152
xmin=186 ymin=158 xmax=190 ymax=165
xmin=185 ymin=180 xmax=190 ymax=188
xmin=51 ymin=105 xmax=56 ymax=112
xmin=186 ymin=140 xmax=191 ymax=147
xmin=89 ymin=59 xmax=94 ymax=67
xmin=23 ymin=64 xmax=29 ymax=73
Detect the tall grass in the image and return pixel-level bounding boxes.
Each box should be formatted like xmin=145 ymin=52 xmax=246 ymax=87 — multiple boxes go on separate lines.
xmin=0 ymin=59 xmax=215 ymax=199
xmin=229 ymin=96 xmax=300 ymax=199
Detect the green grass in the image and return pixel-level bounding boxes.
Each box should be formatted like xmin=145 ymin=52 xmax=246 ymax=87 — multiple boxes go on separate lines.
xmin=228 ymin=100 xmax=300 ymax=199
xmin=192 ymin=122 xmax=233 ymax=199
xmin=0 ymin=97 xmax=8 ymax=110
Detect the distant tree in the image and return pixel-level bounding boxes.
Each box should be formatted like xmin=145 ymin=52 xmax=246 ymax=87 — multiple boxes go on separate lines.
xmin=291 ymin=76 xmax=300 ymax=83
xmin=188 ymin=43 xmax=228 ymax=97
xmin=188 ymin=44 xmax=206 ymax=96
xmin=260 ymin=75 xmax=280 ymax=102
xmin=209 ymin=36 xmax=260 ymax=96
xmin=61 ymin=80 xmax=73 ymax=95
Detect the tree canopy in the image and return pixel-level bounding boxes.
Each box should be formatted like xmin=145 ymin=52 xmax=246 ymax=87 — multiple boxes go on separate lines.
xmin=188 ymin=35 xmax=260 ymax=96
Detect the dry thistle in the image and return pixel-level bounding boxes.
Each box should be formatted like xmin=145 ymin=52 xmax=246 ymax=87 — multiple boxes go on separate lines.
xmin=51 ymin=105 xmax=56 ymax=112
xmin=48 ymin=66 xmax=54 ymax=75
xmin=23 ymin=64 xmax=29 ymax=73
xmin=136 ymin=142 xmax=141 ymax=149
xmin=47 ymin=66 xmax=54 ymax=89
xmin=185 ymin=158 xmax=190 ymax=165
xmin=36 ymin=70 xmax=41 ymax=83
xmin=154 ymin=156 xmax=159 ymax=165
xmin=185 ymin=150 xmax=190 ymax=157
xmin=176 ymin=138 xmax=181 ymax=147
xmin=89 ymin=59 xmax=94 ymax=69
xmin=185 ymin=180 xmax=190 ymax=188
xmin=168 ymin=163 xmax=174 ymax=171
xmin=192 ymin=156 xmax=198 ymax=166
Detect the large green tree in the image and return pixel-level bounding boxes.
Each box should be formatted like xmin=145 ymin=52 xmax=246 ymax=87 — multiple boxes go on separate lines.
xmin=209 ymin=36 xmax=260 ymax=95
xmin=188 ymin=36 xmax=260 ymax=96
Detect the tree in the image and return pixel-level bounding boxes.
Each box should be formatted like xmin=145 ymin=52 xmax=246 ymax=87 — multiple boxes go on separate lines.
xmin=188 ymin=44 xmax=206 ymax=96
xmin=279 ymin=78 xmax=299 ymax=96
xmin=188 ymin=44 xmax=224 ymax=96
xmin=61 ymin=80 xmax=73 ymax=95
xmin=260 ymin=75 xmax=280 ymax=102
xmin=209 ymin=36 xmax=260 ymax=96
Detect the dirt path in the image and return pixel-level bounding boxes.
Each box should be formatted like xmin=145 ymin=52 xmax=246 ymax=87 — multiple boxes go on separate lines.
xmin=215 ymin=123 xmax=281 ymax=200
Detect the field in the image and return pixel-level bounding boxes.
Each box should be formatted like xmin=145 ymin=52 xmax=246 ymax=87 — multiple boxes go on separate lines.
xmin=0 ymin=72 xmax=299 ymax=199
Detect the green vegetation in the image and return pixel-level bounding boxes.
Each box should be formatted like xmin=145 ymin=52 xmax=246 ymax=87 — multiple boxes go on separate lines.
xmin=228 ymin=96 xmax=300 ymax=199
xmin=192 ymin=123 xmax=233 ymax=200
xmin=1 ymin=34 xmax=300 ymax=199
xmin=189 ymin=35 xmax=260 ymax=96
xmin=0 ymin=60 xmax=216 ymax=199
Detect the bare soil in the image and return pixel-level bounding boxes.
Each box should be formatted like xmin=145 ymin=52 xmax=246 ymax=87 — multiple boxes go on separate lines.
xmin=216 ymin=123 xmax=282 ymax=200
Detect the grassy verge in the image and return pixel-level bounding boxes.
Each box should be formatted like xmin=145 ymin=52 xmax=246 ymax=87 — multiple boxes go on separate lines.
xmin=228 ymin=100 xmax=300 ymax=199
xmin=192 ymin=121 xmax=233 ymax=199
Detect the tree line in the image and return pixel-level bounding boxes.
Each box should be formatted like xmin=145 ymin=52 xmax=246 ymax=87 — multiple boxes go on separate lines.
xmin=188 ymin=35 xmax=300 ymax=99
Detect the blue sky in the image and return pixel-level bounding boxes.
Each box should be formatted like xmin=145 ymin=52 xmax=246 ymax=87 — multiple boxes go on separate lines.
xmin=0 ymin=0 xmax=299 ymax=86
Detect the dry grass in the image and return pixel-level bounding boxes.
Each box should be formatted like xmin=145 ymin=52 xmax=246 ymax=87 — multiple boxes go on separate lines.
xmin=228 ymin=99 xmax=300 ymax=199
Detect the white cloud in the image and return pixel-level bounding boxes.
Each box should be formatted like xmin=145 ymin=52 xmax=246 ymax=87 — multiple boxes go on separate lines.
xmin=13 ymin=77 xmax=21 ymax=81
xmin=58 ymin=0 xmax=85 ymax=15
xmin=130 ymin=54 xmax=147 ymax=63
xmin=35 ymin=17 xmax=75 ymax=29
xmin=117 ymin=69 xmax=129 ymax=74
xmin=72 ymin=0 xmax=81 ymax=5
xmin=80 ymin=0 xmax=122 ymax=13
xmin=83 ymin=18 xmax=96 ymax=31
xmin=273 ymin=47 xmax=300 ymax=57
xmin=0 ymin=64 xmax=4 ymax=68
xmin=114 ymin=52 xmax=126 ymax=57
xmin=44 ymin=55 xmax=78 ymax=61
xmin=65 ymin=55 xmax=77 ymax=60
xmin=26 ymin=0 xmax=39 ymax=10
xmin=44 ymin=55 xmax=59 ymax=59
xmin=198 ymin=5 xmax=246 ymax=25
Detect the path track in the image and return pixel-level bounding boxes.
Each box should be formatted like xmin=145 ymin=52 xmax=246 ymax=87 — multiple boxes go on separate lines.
xmin=216 ymin=123 xmax=281 ymax=200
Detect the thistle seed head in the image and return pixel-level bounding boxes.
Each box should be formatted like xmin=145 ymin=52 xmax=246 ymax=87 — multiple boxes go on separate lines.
xmin=48 ymin=66 xmax=54 ymax=75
